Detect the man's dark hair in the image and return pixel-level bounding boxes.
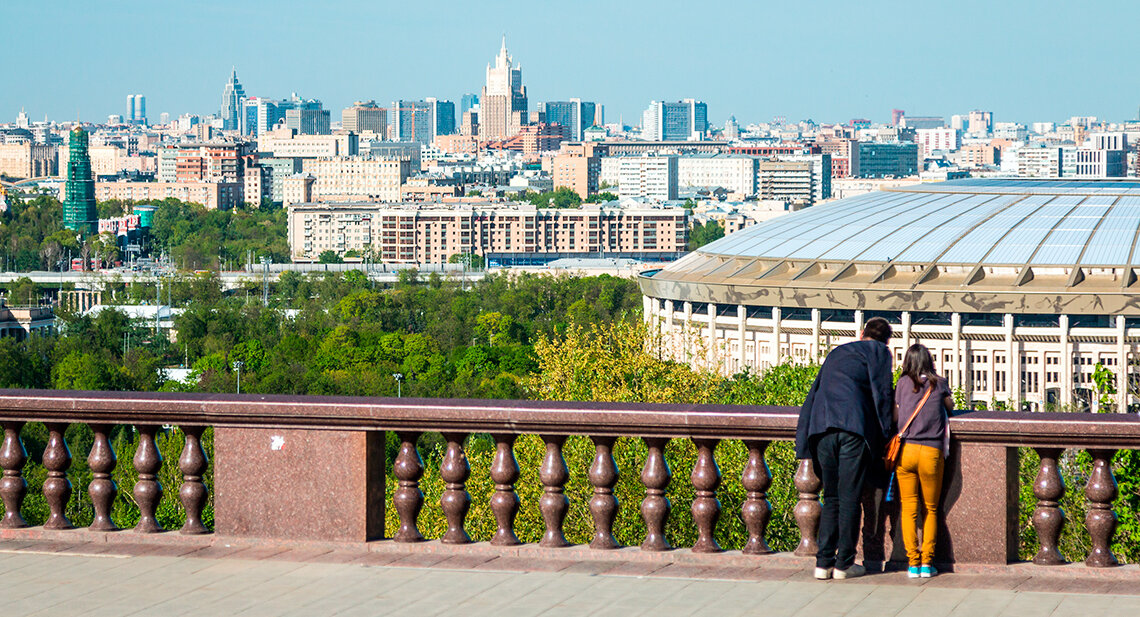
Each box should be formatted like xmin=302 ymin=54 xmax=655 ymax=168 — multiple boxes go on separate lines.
xmin=862 ymin=316 xmax=892 ymax=344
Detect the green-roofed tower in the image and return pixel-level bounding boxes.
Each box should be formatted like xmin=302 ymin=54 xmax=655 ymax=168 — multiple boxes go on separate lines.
xmin=62 ymin=126 xmax=97 ymax=235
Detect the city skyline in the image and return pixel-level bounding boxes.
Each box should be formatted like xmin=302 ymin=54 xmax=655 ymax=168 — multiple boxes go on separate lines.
xmin=6 ymin=0 xmax=1140 ymax=128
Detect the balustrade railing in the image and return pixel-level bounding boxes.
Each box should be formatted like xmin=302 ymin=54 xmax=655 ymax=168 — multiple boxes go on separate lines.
xmin=0 ymin=390 xmax=1138 ymax=569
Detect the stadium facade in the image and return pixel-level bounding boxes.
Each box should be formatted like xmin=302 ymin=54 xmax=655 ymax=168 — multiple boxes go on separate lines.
xmin=639 ymin=178 xmax=1140 ymax=412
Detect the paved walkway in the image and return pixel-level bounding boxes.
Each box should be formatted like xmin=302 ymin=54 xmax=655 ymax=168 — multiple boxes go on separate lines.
xmin=1 ymin=547 xmax=1139 ymax=617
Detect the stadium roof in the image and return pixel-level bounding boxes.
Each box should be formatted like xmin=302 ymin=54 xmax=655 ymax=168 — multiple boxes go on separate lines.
xmin=639 ymin=179 xmax=1140 ymax=315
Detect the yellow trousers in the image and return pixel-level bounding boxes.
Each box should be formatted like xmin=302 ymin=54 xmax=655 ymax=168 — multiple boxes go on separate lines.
xmin=895 ymin=442 xmax=944 ymax=566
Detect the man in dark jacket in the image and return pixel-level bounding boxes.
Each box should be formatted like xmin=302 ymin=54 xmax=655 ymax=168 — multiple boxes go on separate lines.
xmin=795 ymin=316 xmax=895 ymax=580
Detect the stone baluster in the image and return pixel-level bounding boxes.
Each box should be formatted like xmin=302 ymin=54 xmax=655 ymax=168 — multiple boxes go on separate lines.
xmin=178 ymin=426 xmax=209 ymax=534
xmin=1031 ymin=447 xmax=1066 ymax=565
xmin=741 ymin=440 xmax=773 ymax=555
xmin=690 ymin=438 xmax=722 ymax=553
xmin=439 ymin=432 xmax=471 ymax=544
xmin=1084 ymin=449 xmax=1119 ymax=567
xmin=538 ymin=434 xmax=570 ymax=547
xmin=42 ymin=423 xmax=73 ymax=530
xmin=0 ymin=421 xmax=27 ymax=528
xmin=132 ymin=425 xmax=164 ymax=533
xmin=588 ymin=435 xmax=620 ymax=549
xmin=639 ymin=437 xmax=672 ymax=551
xmin=87 ymin=424 xmax=118 ymax=531
xmin=489 ymin=433 xmax=520 ymax=546
xmin=793 ymin=458 xmax=822 ymax=556
xmin=392 ymin=431 xmax=425 ymax=542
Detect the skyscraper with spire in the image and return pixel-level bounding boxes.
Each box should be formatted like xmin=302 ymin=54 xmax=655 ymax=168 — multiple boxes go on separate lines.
xmin=62 ymin=126 xmax=96 ymax=235
xmin=220 ymin=68 xmax=245 ymax=131
xmin=480 ymin=37 xmax=527 ymax=141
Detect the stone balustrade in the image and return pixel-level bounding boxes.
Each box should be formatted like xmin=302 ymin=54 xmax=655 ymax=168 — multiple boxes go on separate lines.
xmin=0 ymin=389 xmax=1137 ymax=568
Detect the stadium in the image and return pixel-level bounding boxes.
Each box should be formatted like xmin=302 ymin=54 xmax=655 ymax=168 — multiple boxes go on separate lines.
xmin=638 ymin=178 xmax=1140 ymax=412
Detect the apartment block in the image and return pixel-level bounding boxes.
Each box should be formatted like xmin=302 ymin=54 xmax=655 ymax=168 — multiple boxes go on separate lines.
xmin=288 ymin=202 xmax=688 ymax=264
xmin=94 ymin=181 xmax=242 ymax=210
xmin=0 ymin=143 xmax=57 ymax=179
xmin=757 ymin=160 xmax=815 ymax=206
xmin=301 ymin=157 xmax=412 ymax=202
xmin=543 ymin=143 xmax=602 ymax=198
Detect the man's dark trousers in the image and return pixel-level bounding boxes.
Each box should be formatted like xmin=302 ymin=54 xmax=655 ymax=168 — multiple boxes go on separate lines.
xmin=812 ymin=429 xmax=869 ymax=570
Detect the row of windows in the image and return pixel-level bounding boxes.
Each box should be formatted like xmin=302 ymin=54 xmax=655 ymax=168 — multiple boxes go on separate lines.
xmin=658 ymin=300 xmax=1135 ymax=330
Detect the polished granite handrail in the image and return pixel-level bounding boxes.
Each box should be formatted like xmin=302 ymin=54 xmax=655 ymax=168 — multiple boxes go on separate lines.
xmin=2 ymin=389 xmax=1139 ymax=446
xmin=0 ymin=389 xmax=1136 ymax=568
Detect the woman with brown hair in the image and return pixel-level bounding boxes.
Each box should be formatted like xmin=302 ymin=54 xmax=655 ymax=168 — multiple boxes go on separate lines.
xmin=893 ymin=343 xmax=953 ymax=578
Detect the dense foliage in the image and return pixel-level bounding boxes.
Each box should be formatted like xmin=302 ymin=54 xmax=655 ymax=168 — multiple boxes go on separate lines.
xmin=688 ymin=219 xmax=725 ymax=250
xmin=0 ymin=195 xmax=288 ymax=271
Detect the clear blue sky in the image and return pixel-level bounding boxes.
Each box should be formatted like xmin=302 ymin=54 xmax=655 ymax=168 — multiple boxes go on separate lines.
xmin=7 ymin=0 xmax=1140 ymax=128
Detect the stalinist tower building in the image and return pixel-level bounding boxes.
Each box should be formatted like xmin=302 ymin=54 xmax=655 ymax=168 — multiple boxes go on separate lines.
xmin=480 ymin=37 xmax=528 ymax=141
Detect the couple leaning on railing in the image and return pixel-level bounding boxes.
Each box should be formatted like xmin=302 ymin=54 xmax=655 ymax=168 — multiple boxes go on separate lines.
xmin=796 ymin=317 xmax=951 ymax=581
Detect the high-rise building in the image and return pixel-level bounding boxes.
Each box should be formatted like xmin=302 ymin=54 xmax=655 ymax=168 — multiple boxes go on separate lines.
xmin=390 ymin=98 xmax=455 ymax=144
xmin=480 ymin=37 xmax=528 ymax=141
xmin=126 ymin=94 xmax=146 ymax=125
xmin=159 ymin=112 xmax=170 ymax=125
xmin=641 ymin=100 xmax=708 ymax=141
xmin=285 ymin=107 xmax=331 ymax=135
xmin=220 ymin=68 xmax=246 ymax=131
xmin=342 ymin=100 xmax=386 ymax=134
xmin=539 ymin=99 xmax=600 ymax=141
xmin=460 ymin=93 xmax=479 ymax=117
xmin=966 ymin=110 xmax=993 ymax=136
xmin=62 ymin=127 xmax=97 ymax=234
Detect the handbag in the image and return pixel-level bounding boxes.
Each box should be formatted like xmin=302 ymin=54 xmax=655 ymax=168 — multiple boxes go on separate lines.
xmin=883 ymin=384 xmax=933 ymax=471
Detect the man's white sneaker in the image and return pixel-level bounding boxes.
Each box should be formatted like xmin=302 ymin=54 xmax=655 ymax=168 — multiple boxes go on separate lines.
xmin=833 ymin=563 xmax=866 ymax=580
xmin=813 ymin=567 xmax=833 ymax=580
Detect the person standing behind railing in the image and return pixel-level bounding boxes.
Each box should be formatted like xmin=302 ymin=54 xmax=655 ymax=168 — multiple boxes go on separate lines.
xmin=892 ymin=343 xmax=953 ymax=579
xmin=796 ymin=317 xmax=896 ymax=580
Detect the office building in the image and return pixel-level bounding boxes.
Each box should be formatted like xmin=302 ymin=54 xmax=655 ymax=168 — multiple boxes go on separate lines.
xmin=967 ymin=110 xmax=993 ymax=136
xmin=641 ymin=99 xmax=709 ymax=141
xmin=480 ymin=37 xmax=528 ymax=140
xmin=640 ymin=178 xmax=1140 ymax=411
xmin=220 ymin=68 xmax=245 ymax=131
xmin=126 ymin=94 xmax=146 ymax=125
xmin=342 ymin=101 xmax=386 ymax=134
xmin=288 ymin=202 xmax=688 ymax=264
xmin=614 ymin=155 xmax=678 ymax=201
xmin=1075 ymin=133 xmax=1128 ymax=178
xmin=855 ymin=142 xmax=919 ymax=178
xmin=258 ymin=128 xmax=358 ymax=158
xmin=677 ymin=154 xmax=756 ymax=196
xmin=285 ymin=107 xmax=331 ymax=135
xmin=540 ymin=99 xmax=600 ymax=141
xmin=62 ymin=127 xmax=97 ymax=234
xmin=460 ymin=93 xmax=479 ymax=117
xmin=302 ymin=156 xmax=412 ymax=202
xmin=391 ymin=98 xmax=455 ymax=144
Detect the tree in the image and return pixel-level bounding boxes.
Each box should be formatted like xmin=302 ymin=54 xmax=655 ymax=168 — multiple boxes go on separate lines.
xmin=318 ymin=250 xmax=343 ymax=264
xmin=585 ymin=191 xmax=619 ymax=203
xmin=688 ymin=220 xmax=725 ymax=250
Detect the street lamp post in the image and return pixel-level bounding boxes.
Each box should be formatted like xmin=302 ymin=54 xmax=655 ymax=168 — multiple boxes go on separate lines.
xmin=233 ymin=361 xmax=244 ymax=394
xmin=392 ymin=372 xmax=403 ymax=398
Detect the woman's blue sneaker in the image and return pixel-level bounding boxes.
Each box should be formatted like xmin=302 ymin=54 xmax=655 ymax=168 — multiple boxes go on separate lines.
xmin=919 ymin=565 xmax=938 ymax=578
xmin=907 ymin=566 xmax=920 ymax=579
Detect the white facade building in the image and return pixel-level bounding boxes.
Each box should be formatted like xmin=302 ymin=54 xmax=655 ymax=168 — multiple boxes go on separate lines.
xmin=615 ymin=156 xmax=679 ymax=201
xmin=677 ymin=154 xmax=756 ymax=196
